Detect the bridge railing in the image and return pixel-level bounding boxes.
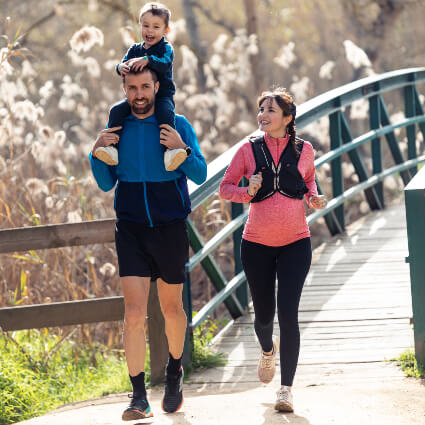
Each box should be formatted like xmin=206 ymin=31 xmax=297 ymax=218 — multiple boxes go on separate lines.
xmin=404 ymin=165 xmax=425 ymax=365
xmin=1 ymin=68 xmax=424 ymax=381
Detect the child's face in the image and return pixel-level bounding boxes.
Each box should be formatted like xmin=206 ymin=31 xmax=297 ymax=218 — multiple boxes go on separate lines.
xmin=140 ymin=12 xmax=169 ymax=49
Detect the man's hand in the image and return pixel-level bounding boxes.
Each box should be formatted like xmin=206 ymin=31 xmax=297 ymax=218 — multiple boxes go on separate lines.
xmin=92 ymin=126 xmax=122 ymax=157
xmin=159 ymin=124 xmax=186 ymax=150
xmin=309 ymin=195 xmax=327 ymax=210
xmin=248 ymin=172 xmax=262 ymax=197
xmin=128 ymin=57 xmax=149 ymax=72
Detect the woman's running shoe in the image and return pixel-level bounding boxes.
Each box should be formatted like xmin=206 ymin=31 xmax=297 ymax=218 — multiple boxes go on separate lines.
xmin=275 ymin=386 xmax=294 ymax=412
xmin=258 ymin=336 xmax=279 ymax=384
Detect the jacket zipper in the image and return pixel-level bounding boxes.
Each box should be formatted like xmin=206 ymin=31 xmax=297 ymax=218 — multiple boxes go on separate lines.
xmin=143 ymin=182 xmax=154 ymax=227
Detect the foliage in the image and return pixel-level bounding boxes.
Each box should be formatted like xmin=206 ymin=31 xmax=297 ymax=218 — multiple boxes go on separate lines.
xmin=393 ymin=349 xmax=425 ymax=379
xmin=0 ymin=328 xmax=131 ymax=425
xmin=0 ymin=321 xmax=226 ymax=424
xmin=189 ymin=315 xmax=227 ymax=372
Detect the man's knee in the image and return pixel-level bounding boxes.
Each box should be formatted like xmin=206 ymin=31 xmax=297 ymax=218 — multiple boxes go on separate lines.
xmin=124 ymin=304 xmax=147 ymax=329
xmin=161 ymin=300 xmax=186 ymax=322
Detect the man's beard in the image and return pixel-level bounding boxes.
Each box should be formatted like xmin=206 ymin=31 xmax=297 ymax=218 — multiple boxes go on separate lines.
xmin=131 ymin=98 xmax=154 ymax=115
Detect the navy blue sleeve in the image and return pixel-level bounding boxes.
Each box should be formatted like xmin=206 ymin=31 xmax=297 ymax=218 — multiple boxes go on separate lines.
xmin=115 ymin=43 xmax=141 ymax=76
xmin=147 ymin=43 xmax=174 ymax=75
xmin=176 ymin=116 xmax=207 ymax=185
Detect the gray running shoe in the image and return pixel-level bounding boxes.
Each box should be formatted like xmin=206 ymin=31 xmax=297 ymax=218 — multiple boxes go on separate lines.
xmin=275 ymin=386 xmax=294 ymax=412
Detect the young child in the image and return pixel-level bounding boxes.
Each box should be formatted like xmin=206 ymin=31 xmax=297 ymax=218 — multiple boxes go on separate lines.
xmin=95 ymin=2 xmax=187 ymax=171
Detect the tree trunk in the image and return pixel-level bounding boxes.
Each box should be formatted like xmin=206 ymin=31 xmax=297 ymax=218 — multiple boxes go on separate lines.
xmin=343 ymin=0 xmax=406 ymax=65
xmin=182 ymin=0 xmax=207 ymax=90
xmin=243 ymin=0 xmax=263 ymax=95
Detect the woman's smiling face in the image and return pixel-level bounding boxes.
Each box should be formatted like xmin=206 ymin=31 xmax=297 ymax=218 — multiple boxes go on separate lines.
xmin=257 ymin=97 xmax=292 ymax=138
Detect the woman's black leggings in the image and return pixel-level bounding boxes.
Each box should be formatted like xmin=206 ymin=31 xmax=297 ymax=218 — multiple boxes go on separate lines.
xmin=241 ymin=237 xmax=311 ymax=386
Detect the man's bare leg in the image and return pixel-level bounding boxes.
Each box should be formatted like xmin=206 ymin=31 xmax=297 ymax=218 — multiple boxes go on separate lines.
xmin=121 ymin=276 xmax=153 ymax=421
xmin=157 ymin=279 xmax=187 ymax=359
xmin=157 ymin=278 xmax=187 ymax=413
xmin=121 ymin=276 xmax=150 ymax=375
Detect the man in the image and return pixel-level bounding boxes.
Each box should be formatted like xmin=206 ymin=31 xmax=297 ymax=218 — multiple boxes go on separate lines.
xmin=89 ymin=67 xmax=207 ymax=420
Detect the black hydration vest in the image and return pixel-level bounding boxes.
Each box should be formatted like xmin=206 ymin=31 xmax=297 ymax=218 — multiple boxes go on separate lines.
xmin=250 ymin=136 xmax=308 ymax=203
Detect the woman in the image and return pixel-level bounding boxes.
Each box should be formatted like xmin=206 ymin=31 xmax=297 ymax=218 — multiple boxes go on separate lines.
xmin=219 ymin=88 xmax=326 ymax=412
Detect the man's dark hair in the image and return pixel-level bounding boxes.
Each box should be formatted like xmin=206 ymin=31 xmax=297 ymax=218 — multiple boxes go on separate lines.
xmin=122 ymin=66 xmax=158 ymax=84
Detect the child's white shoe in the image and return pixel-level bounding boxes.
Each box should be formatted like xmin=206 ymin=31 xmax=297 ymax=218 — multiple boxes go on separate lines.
xmin=164 ymin=148 xmax=187 ymax=171
xmin=95 ymin=146 xmax=119 ymax=165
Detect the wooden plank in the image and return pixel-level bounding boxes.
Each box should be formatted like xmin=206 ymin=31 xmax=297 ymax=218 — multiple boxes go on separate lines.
xmin=0 ymin=297 xmax=124 ymax=330
xmin=223 ymin=325 xmax=411 ymax=339
xmin=0 ymin=220 xmax=115 ymax=253
xmin=216 ymin=329 xmax=413 ymax=342
xmin=231 ymin=317 xmax=410 ymax=328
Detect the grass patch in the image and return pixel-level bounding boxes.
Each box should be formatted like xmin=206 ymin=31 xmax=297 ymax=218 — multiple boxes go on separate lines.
xmin=392 ymin=349 xmax=425 ymax=378
xmin=1 ymin=317 xmax=227 ymax=424
xmin=0 ymin=329 xmax=131 ymax=425
xmin=189 ymin=317 xmax=227 ymax=372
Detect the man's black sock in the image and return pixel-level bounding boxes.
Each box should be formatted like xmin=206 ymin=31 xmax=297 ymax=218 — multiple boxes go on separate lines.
xmin=129 ymin=371 xmax=146 ymax=396
xmin=166 ymin=353 xmax=182 ymax=375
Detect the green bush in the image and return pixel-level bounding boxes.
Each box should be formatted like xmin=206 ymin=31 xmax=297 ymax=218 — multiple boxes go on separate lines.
xmin=0 ymin=318 xmax=227 ymax=424
xmin=190 ymin=316 xmax=227 ymax=372
xmin=0 ymin=330 xmax=131 ymax=425
xmin=393 ymin=349 xmax=425 ymax=378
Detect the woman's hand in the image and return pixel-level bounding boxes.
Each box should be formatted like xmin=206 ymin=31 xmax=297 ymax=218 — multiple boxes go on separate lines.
xmin=309 ymin=195 xmax=327 ymax=210
xmin=248 ymin=172 xmax=262 ymax=197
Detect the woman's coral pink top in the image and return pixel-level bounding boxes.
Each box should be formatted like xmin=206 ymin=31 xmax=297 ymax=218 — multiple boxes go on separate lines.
xmin=219 ymin=133 xmax=318 ymax=247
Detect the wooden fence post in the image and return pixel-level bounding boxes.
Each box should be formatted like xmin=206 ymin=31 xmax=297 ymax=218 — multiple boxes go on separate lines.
xmin=147 ymin=280 xmax=168 ymax=385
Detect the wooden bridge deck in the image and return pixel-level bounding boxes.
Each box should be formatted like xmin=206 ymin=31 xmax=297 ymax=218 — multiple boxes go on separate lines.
xmin=20 ymin=201 xmax=423 ymax=425
xmin=189 ymin=201 xmax=413 ymax=386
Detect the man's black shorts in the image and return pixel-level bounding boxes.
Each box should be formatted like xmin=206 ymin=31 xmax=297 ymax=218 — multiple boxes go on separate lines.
xmin=115 ymin=219 xmax=189 ymax=284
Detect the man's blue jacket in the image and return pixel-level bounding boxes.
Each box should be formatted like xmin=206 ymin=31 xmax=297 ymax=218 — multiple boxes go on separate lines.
xmin=89 ymin=113 xmax=207 ymax=226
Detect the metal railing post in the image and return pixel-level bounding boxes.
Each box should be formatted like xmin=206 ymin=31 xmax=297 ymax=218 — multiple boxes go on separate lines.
xmin=405 ymin=81 xmax=418 ymax=176
xmin=329 ymin=110 xmax=345 ymax=232
xmin=182 ymin=265 xmax=194 ymax=368
xmin=404 ymin=165 xmax=425 ymax=364
xmin=232 ymin=177 xmax=248 ymax=310
xmin=232 ymin=201 xmax=248 ymax=310
xmin=369 ymin=92 xmax=385 ymax=207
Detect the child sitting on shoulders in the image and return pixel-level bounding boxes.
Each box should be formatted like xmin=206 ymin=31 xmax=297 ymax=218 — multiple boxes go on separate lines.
xmin=95 ymin=2 xmax=188 ymax=171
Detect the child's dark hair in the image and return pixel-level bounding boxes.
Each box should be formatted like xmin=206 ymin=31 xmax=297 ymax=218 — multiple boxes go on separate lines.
xmin=257 ymin=88 xmax=299 ymax=156
xmin=139 ymin=2 xmax=171 ymax=27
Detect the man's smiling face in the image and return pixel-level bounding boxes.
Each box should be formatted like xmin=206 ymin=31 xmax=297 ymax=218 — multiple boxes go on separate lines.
xmin=123 ymin=71 xmax=159 ymax=118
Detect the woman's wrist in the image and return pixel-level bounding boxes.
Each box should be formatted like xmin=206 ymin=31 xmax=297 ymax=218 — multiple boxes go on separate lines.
xmin=247 ymin=188 xmax=255 ymax=197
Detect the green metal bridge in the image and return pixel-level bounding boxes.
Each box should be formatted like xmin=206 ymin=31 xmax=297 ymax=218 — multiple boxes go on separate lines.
xmin=0 ymin=67 xmax=424 ymax=384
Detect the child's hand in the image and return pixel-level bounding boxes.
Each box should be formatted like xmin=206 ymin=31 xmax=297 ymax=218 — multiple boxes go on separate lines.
xmin=129 ymin=56 xmax=149 ymax=72
xmin=118 ymin=62 xmax=131 ymax=76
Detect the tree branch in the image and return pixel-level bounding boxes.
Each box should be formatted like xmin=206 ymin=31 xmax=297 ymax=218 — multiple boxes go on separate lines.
xmin=189 ymin=1 xmax=236 ymax=36
xmin=19 ymin=0 xmax=135 ymax=46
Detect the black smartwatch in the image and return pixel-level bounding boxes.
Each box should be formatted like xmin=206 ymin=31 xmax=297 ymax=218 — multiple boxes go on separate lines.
xmin=184 ymin=146 xmax=192 ymax=157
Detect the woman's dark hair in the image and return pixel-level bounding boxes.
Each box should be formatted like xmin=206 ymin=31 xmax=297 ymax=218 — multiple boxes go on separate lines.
xmin=257 ymin=88 xmax=300 ymax=156
xmin=139 ymin=2 xmax=171 ymax=27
